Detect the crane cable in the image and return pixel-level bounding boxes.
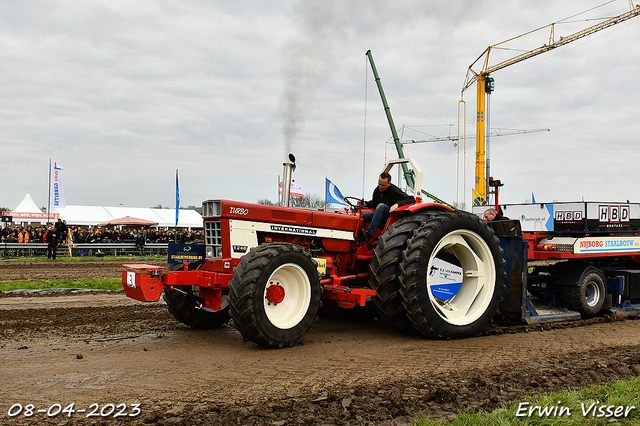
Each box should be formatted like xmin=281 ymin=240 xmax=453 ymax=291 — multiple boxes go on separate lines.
xmin=558 ymin=0 xmax=618 ymax=23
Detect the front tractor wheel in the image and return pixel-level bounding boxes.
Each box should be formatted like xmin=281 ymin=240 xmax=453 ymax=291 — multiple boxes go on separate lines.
xmin=228 ymin=244 xmax=321 ymax=348
xmin=400 ymin=211 xmax=506 ymax=339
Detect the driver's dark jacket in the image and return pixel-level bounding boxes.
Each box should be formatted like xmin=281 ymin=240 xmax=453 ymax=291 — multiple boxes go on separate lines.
xmin=365 ymin=183 xmax=415 ymax=209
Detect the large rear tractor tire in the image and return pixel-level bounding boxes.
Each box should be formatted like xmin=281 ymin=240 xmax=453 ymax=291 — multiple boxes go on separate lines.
xmin=163 ymin=286 xmax=230 ymax=328
xmin=561 ymin=269 xmax=606 ymax=318
xmin=369 ymin=212 xmax=440 ymax=332
xmin=228 ymin=243 xmax=321 ymax=348
xmin=400 ymin=210 xmax=506 ymax=339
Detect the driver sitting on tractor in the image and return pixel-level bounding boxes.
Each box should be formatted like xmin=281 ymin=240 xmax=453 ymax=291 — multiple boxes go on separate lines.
xmin=358 ymin=172 xmax=415 ymax=243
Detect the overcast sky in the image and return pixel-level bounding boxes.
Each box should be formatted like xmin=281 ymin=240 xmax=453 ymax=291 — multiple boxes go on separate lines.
xmin=2 ymin=0 xmax=639 ymax=211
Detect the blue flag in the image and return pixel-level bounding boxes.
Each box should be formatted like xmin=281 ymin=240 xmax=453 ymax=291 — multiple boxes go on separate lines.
xmin=532 ymin=192 xmax=536 ymax=204
xmin=175 ymin=169 xmax=180 ymax=226
xmin=326 ymin=178 xmax=347 ymax=206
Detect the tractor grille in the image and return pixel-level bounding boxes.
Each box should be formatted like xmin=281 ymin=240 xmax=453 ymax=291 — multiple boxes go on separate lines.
xmin=205 ymin=220 xmax=222 ymax=258
xmin=202 ymin=200 xmax=221 ymax=217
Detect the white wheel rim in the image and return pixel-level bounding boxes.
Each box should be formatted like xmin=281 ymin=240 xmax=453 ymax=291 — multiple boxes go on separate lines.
xmin=426 ymin=229 xmax=496 ymax=326
xmin=585 ymin=281 xmax=601 ymax=307
xmin=264 ymin=263 xmax=311 ymax=329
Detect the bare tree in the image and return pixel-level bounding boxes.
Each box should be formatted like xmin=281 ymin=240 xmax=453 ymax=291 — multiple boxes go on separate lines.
xmin=289 ymin=193 xmax=325 ymax=209
xmin=257 ymin=194 xmax=325 ymax=209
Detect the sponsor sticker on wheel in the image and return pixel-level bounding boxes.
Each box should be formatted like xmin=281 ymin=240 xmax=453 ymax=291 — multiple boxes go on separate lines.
xmin=428 ymin=257 xmax=463 ymax=300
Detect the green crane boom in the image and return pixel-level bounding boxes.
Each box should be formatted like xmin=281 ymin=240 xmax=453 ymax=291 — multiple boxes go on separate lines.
xmin=366 ymin=50 xmax=454 ymax=209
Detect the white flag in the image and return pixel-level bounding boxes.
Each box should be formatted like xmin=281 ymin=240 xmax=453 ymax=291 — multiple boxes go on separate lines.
xmin=50 ymin=160 xmax=66 ymax=209
xmin=278 ymin=178 xmax=304 ymax=197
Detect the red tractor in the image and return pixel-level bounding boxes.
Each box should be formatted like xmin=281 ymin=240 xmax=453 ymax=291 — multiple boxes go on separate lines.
xmin=123 ymin=157 xmax=505 ymax=348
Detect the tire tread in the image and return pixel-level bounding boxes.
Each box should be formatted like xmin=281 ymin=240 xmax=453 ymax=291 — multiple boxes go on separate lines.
xmin=400 ymin=210 xmax=506 ymax=339
xmin=369 ymin=211 xmax=440 ymax=332
xmin=228 ymin=243 xmax=320 ymax=348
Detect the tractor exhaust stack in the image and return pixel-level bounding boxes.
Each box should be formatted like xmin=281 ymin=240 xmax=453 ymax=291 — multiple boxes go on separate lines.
xmin=281 ymin=153 xmax=296 ymax=207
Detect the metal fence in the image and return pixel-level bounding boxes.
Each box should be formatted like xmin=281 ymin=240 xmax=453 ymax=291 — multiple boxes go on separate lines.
xmin=1 ymin=242 xmax=169 ymax=258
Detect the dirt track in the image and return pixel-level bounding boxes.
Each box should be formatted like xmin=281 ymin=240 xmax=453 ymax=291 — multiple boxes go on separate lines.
xmin=1 ymin=260 xmax=640 ymax=425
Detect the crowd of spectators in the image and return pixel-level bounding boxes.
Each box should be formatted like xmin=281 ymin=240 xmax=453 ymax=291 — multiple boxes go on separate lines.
xmin=0 ymin=224 xmax=203 ymax=244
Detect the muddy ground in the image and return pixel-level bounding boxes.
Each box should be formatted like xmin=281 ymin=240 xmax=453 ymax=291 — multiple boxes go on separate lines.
xmin=1 ymin=259 xmax=639 ymax=425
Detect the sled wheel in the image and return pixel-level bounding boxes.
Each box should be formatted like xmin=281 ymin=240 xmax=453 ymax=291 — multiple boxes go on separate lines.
xmin=369 ymin=211 xmax=441 ymax=332
xmin=561 ymin=270 xmax=605 ymax=318
xmin=228 ymin=243 xmax=321 ymax=348
xmin=400 ymin=210 xmax=505 ymax=339
xmin=163 ymin=286 xmax=230 ymax=328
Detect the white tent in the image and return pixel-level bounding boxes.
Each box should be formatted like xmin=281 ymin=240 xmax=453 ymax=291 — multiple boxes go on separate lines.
xmin=151 ymin=208 xmax=203 ymax=229
xmin=13 ymin=193 xmax=41 ymax=213
xmin=52 ymin=205 xmax=202 ymax=228
xmin=7 ymin=194 xmax=56 ymax=225
xmin=6 ymin=194 xmax=203 ymax=228
xmin=51 ymin=206 xmax=115 ymax=226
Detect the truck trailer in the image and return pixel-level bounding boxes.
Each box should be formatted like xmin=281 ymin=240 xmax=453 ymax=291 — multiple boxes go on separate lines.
xmin=475 ymin=202 xmax=640 ymax=323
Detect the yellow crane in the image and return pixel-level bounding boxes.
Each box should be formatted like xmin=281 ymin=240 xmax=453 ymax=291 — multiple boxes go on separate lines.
xmin=462 ymin=1 xmax=640 ymax=206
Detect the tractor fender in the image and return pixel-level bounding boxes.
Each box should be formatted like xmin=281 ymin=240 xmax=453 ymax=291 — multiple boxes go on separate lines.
xmin=386 ymin=202 xmax=453 ymax=228
xmin=403 ymin=202 xmax=454 ymax=214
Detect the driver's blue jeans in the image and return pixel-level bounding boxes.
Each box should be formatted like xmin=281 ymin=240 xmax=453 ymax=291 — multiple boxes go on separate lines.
xmin=362 ymin=203 xmax=390 ymax=236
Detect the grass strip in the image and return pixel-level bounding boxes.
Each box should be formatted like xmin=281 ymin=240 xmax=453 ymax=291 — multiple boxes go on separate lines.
xmin=0 ymin=255 xmax=165 ymax=263
xmin=412 ymin=377 xmax=640 ymax=425
xmin=0 ymin=278 xmax=122 ymax=292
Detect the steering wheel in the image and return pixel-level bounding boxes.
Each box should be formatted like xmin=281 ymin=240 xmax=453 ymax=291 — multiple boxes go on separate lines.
xmin=343 ymin=196 xmax=365 ymax=211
